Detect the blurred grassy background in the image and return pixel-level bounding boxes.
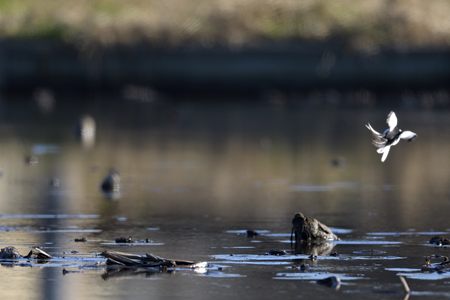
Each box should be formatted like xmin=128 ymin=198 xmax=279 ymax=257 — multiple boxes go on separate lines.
xmin=1 ymin=0 xmax=449 ymax=50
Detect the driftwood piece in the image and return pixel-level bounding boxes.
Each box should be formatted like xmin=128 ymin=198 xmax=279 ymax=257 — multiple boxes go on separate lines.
xmin=291 ymin=212 xmax=339 ymax=246
xmin=23 ymin=247 xmax=52 ymax=259
xmin=101 ymin=251 xmax=202 ymax=269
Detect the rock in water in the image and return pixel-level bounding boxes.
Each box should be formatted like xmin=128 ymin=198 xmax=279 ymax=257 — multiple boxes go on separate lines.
xmin=317 ymin=276 xmax=341 ymax=289
xmin=291 ymin=212 xmax=339 ymax=245
xmin=0 ymin=246 xmax=51 ymax=260
xmin=0 ymin=247 xmax=22 ymax=259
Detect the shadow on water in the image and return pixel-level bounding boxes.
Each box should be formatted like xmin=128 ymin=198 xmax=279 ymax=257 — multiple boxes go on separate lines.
xmin=0 ymin=95 xmax=449 ymax=299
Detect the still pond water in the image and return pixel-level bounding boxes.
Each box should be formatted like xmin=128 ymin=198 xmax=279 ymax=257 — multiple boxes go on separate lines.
xmin=0 ymin=95 xmax=449 ymax=299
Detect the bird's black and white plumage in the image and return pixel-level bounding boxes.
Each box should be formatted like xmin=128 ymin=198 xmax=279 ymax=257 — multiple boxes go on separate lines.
xmin=366 ymin=111 xmax=417 ymax=162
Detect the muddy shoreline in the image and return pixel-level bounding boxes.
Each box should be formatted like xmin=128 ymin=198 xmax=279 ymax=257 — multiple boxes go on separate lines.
xmin=1 ymin=39 xmax=449 ymax=93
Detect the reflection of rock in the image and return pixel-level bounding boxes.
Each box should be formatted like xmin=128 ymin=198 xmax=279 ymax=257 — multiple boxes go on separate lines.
xmin=76 ymin=115 xmax=96 ymax=148
xmin=291 ymin=212 xmax=339 ymax=245
xmin=102 ymin=267 xmax=167 ymax=280
xmin=293 ymin=242 xmax=336 ymax=256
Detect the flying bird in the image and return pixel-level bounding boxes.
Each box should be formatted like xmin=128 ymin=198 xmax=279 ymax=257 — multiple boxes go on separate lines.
xmin=366 ymin=111 xmax=417 ymax=162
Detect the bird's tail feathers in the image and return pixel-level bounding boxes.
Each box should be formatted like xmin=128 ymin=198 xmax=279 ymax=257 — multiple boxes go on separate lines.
xmin=381 ymin=146 xmax=391 ymax=162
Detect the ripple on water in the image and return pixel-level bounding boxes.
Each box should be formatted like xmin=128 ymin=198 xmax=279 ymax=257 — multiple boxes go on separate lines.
xmin=0 ymin=214 xmax=99 ymax=220
xmin=263 ymin=228 xmax=352 ymax=239
xmin=289 ymin=181 xmax=359 ymax=192
xmin=367 ymin=231 xmax=448 ymax=237
xmin=225 ymin=230 xmax=271 ymax=235
xmin=274 ymin=272 xmax=363 ymax=281
xmin=278 ymin=239 xmax=402 ymax=245
xmin=31 ymin=144 xmax=60 ymax=155
xmin=0 ymin=226 xmax=101 ymax=233
xmin=212 ymin=254 xmax=404 ymax=262
xmin=397 ymin=272 xmax=450 ymax=280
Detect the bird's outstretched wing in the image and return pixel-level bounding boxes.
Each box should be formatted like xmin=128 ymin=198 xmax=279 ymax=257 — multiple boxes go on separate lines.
xmin=365 ymin=123 xmax=387 ymax=148
xmin=399 ymin=131 xmax=417 ymax=141
xmin=386 ymin=111 xmax=398 ymax=132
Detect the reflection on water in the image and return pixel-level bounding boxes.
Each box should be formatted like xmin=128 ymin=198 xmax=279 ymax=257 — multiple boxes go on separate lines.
xmin=0 ymin=95 xmax=449 ymax=299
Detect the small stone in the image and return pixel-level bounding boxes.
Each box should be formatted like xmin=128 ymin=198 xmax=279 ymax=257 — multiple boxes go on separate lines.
xmin=300 ymin=264 xmax=309 ymax=271
xmin=267 ymin=249 xmax=288 ymax=256
xmin=246 ymin=230 xmax=259 ymax=238
xmin=429 ymin=236 xmax=449 ymax=246
xmin=115 ymin=236 xmax=133 ymax=243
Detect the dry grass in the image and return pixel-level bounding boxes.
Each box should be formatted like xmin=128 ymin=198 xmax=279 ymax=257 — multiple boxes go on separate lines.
xmin=0 ymin=0 xmax=449 ymax=49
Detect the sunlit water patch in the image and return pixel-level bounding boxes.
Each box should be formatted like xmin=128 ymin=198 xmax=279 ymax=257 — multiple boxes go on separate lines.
xmin=0 ymin=214 xmax=99 ymax=219
xmin=100 ymin=242 xmax=164 ymax=246
xmin=397 ymin=272 xmax=450 ymax=280
xmin=212 ymin=253 xmax=405 ymax=262
xmin=290 ymin=181 xmax=359 ymax=192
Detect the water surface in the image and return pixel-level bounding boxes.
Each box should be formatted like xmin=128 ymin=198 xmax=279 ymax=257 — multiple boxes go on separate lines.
xmin=0 ymin=96 xmax=449 ymax=299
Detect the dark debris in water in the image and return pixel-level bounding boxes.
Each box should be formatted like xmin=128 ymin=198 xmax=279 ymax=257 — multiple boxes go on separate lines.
xmin=114 ymin=236 xmax=151 ymax=244
xmin=115 ymin=236 xmax=134 ymax=243
xmin=0 ymin=246 xmax=51 ymax=260
xmin=266 ymin=250 xmax=288 ymax=256
xmin=316 ymin=275 xmax=341 ymax=290
xmin=429 ymin=236 xmax=450 ymax=246
xmin=246 ymin=230 xmax=259 ymax=238
xmin=101 ymin=250 xmax=207 ymax=270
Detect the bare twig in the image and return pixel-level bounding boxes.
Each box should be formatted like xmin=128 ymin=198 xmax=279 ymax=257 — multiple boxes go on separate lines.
xmin=399 ymin=276 xmax=411 ymax=294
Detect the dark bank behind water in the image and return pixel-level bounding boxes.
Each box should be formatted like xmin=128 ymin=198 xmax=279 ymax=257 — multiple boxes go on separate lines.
xmin=1 ymin=40 xmax=449 ymax=93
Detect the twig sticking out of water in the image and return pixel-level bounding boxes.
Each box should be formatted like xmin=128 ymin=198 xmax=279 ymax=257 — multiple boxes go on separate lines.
xmin=399 ymin=276 xmax=411 ymax=294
